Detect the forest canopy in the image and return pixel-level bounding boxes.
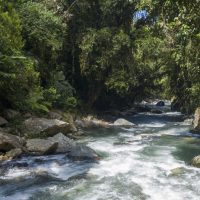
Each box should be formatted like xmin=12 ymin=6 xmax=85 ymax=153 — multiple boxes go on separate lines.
xmin=0 ymin=0 xmax=200 ymax=114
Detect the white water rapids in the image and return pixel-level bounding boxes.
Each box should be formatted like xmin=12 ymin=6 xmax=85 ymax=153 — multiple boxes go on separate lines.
xmin=1 ymin=112 xmax=200 ymax=200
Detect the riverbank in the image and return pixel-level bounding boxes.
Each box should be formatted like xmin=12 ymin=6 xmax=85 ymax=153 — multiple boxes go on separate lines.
xmin=0 ymin=101 xmax=192 ymax=161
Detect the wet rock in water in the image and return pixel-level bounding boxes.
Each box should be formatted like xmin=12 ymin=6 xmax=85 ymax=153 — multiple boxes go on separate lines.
xmin=31 ymin=169 xmax=49 ymax=177
xmin=22 ymin=117 xmax=76 ymax=138
xmin=191 ymin=108 xmax=200 ymax=134
xmin=68 ymin=144 xmax=99 ymax=161
xmin=0 ymin=116 xmax=8 ymax=127
xmin=48 ymin=133 xmax=75 ymax=153
xmin=0 ymin=131 xmax=23 ymax=152
xmin=113 ymin=118 xmax=135 ymax=127
xmin=156 ymin=101 xmax=165 ymax=106
xmin=169 ymin=167 xmax=185 ymax=176
xmin=26 ymin=139 xmax=58 ymax=155
xmin=191 ymin=155 xmax=200 ymax=168
xmin=3 ymin=109 xmax=20 ymax=120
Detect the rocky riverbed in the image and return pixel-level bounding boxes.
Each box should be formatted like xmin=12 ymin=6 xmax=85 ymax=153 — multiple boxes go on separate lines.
xmin=1 ymin=103 xmax=200 ymax=200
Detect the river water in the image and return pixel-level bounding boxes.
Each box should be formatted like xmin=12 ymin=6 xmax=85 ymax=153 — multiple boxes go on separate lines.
xmin=1 ymin=111 xmax=200 ymax=200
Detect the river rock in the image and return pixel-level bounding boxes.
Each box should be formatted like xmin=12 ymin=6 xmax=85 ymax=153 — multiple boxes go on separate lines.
xmin=0 ymin=131 xmax=23 ymax=152
xmin=26 ymin=139 xmax=58 ymax=155
xmin=0 ymin=116 xmax=8 ymax=127
xmin=191 ymin=108 xmax=200 ymax=134
xmin=169 ymin=167 xmax=185 ymax=176
xmin=156 ymin=101 xmax=165 ymax=106
xmin=23 ymin=117 xmax=76 ymax=138
xmin=191 ymin=155 xmax=200 ymax=168
xmin=68 ymin=144 xmax=99 ymax=161
xmin=48 ymin=111 xmax=77 ymax=131
xmin=48 ymin=133 xmax=75 ymax=153
xmin=113 ymin=118 xmax=135 ymax=127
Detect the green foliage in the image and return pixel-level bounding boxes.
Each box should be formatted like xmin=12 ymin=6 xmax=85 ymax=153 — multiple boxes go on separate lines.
xmin=55 ymin=79 xmax=77 ymax=109
xmin=18 ymin=1 xmax=65 ymax=86
xmin=0 ymin=2 xmax=45 ymax=112
xmin=135 ymin=0 xmax=200 ymax=113
xmin=1 ymin=0 xmax=200 ymax=114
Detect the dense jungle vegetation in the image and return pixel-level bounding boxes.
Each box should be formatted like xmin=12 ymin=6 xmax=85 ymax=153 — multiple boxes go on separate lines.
xmin=0 ymin=0 xmax=200 ymax=114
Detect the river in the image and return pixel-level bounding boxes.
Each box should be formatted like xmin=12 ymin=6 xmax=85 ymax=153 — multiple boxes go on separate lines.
xmin=1 ymin=110 xmax=200 ymax=200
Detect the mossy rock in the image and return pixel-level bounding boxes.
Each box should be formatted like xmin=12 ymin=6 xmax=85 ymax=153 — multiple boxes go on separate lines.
xmin=192 ymin=155 xmax=200 ymax=168
xmin=169 ymin=167 xmax=186 ymax=176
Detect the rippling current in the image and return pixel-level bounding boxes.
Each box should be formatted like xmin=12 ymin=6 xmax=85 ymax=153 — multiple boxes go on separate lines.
xmin=1 ymin=111 xmax=200 ymax=200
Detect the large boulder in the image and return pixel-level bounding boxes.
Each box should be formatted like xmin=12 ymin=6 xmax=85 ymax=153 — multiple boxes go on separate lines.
xmin=26 ymin=139 xmax=58 ymax=155
xmin=67 ymin=144 xmax=99 ymax=161
xmin=0 ymin=131 xmax=23 ymax=152
xmin=191 ymin=155 xmax=200 ymax=168
xmin=25 ymin=133 xmax=99 ymax=160
xmin=48 ymin=111 xmax=77 ymax=132
xmin=48 ymin=133 xmax=75 ymax=153
xmin=191 ymin=108 xmax=200 ymax=134
xmin=113 ymin=118 xmax=135 ymax=127
xmin=23 ymin=117 xmax=76 ymax=138
xmin=0 ymin=116 xmax=8 ymax=127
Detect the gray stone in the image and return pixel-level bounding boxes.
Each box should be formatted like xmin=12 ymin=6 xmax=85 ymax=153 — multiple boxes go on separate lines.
xmin=23 ymin=117 xmax=76 ymax=138
xmin=68 ymin=144 xmax=99 ymax=161
xmin=48 ymin=133 xmax=75 ymax=153
xmin=113 ymin=118 xmax=135 ymax=127
xmin=0 ymin=131 xmax=23 ymax=152
xmin=193 ymin=108 xmax=200 ymax=133
xmin=26 ymin=139 xmax=58 ymax=155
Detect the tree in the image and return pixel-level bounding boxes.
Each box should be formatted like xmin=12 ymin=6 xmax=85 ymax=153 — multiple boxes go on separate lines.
xmin=0 ymin=1 xmax=45 ymax=111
